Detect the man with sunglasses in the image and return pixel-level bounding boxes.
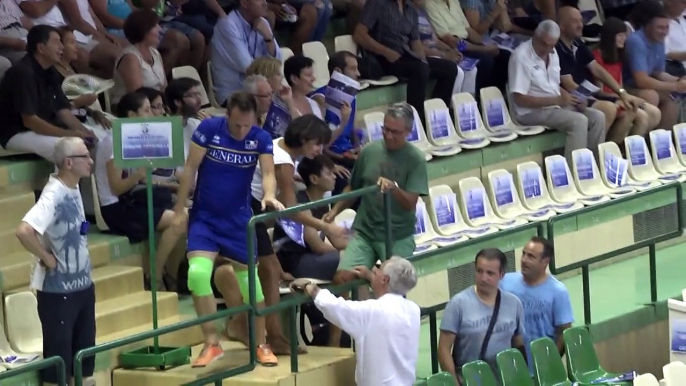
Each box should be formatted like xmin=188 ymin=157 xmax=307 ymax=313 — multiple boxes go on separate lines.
xmin=323 ymin=101 xmax=429 ymax=347
xmin=16 ymin=137 xmax=96 ymax=386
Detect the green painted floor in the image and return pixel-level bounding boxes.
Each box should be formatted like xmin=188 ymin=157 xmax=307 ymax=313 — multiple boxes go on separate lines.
xmin=176 ymin=241 xmax=686 ymax=379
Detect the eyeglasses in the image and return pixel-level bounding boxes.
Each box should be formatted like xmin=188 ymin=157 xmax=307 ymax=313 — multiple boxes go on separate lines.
xmin=381 ymin=125 xmax=406 ymax=136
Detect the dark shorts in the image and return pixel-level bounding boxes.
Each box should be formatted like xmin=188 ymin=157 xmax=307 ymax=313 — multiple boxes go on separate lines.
xmin=101 ymin=200 xmax=169 ymax=243
xmin=37 ymin=285 xmax=96 ymax=383
xmin=160 ymin=20 xmax=199 ymax=41
xmin=250 ymin=197 xmax=275 ymax=258
xmin=187 ymin=211 xmax=254 ymax=264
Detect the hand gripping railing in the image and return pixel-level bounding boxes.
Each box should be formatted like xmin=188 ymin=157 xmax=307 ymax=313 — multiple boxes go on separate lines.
xmin=547 ymin=182 xmax=683 ymax=325
xmin=0 ymin=356 xmax=67 ymax=386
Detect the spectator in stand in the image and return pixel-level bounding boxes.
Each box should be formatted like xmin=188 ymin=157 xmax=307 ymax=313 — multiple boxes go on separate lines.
xmin=557 ymin=6 xmax=650 ymax=145
xmin=500 ymin=237 xmax=574 ymax=373
xmin=267 ymin=0 xmax=317 ymax=54
xmin=624 ymin=5 xmax=684 ymax=131
xmin=0 ymin=25 xmax=102 ymax=162
xmin=111 ymin=10 xmax=167 ymax=105
xmin=593 ymin=17 xmax=661 ymax=136
xmin=663 ymin=0 xmax=686 ymax=77
xmin=243 ymin=75 xmax=273 ymax=126
xmin=19 ymin=0 xmax=122 ymax=78
xmin=438 ymin=248 xmax=526 ymax=384
xmin=353 ymin=0 xmax=458 ymax=122
xmin=508 ymin=20 xmax=605 ymax=163
xmin=424 ymin=0 xmax=510 ymax=93
xmin=413 ymin=0 xmax=477 ymax=95
xmin=16 ymin=137 xmax=96 ymax=386
xmin=211 ymin=0 xmax=282 ymax=107
xmin=625 ymin=0 xmax=663 ymax=35
xmin=95 ymin=91 xmax=188 ymax=290
xmin=460 ymin=0 xmax=531 ymax=37
xmin=0 ymin=0 xmax=30 ymax=67
xmin=273 ymin=155 xmax=346 ymax=280
xmin=165 ymin=77 xmax=203 ymax=161
xmin=246 ymin=56 xmax=286 ymax=93
xmin=137 ymin=86 xmax=167 ymax=116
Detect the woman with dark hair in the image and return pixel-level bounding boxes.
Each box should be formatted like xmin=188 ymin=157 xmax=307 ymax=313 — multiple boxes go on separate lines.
xmin=94 ymin=91 xmax=188 ymax=290
xmin=137 ymin=86 xmax=168 ymax=116
xmin=592 ymin=18 xmax=661 ymax=138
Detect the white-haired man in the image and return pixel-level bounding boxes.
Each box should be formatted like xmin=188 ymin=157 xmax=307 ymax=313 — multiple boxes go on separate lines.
xmin=243 ymin=75 xmax=273 ymax=125
xmin=297 ymin=257 xmax=420 ymax=386
xmin=15 ymin=137 xmax=95 ymax=386
xmin=508 ymin=19 xmax=605 ymax=163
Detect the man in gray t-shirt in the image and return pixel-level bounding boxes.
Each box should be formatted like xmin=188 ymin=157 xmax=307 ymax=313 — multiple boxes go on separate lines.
xmin=438 ymin=248 xmax=526 ymax=384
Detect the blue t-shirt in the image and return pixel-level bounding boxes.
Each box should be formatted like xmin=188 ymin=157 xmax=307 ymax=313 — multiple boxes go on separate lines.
xmin=191 ymin=117 xmax=273 ymax=219
xmin=500 ymin=272 xmax=574 ymax=372
xmin=310 ymin=86 xmax=357 ymax=154
xmin=623 ymin=29 xmax=666 ymax=88
xmin=440 ymin=287 xmax=525 ymax=380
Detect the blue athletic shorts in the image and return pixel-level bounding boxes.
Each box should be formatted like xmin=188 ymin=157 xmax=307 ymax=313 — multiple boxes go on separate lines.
xmin=187 ymin=215 xmax=256 ymax=264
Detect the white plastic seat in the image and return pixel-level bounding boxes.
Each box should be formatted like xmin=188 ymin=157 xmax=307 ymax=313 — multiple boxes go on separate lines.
xmin=598 ymin=141 xmax=656 ymax=193
xmin=417 ymin=197 xmax=466 ymax=247
xmin=0 ymin=327 xmax=40 ymax=368
xmin=171 ymin=66 xmax=225 ymax=117
xmin=505 ymin=84 xmax=550 ymax=130
xmin=452 ymin=93 xmax=514 ymax=146
xmin=414 ymin=200 xmax=439 ymax=252
xmin=625 ymin=135 xmax=682 ymax=183
xmin=428 ymin=185 xmax=498 ymax=238
xmin=333 ymin=35 xmax=398 ymax=87
xmin=302 ymin=41 xmax=330 ymax=89
xmin=664 ymin=361 xmax=686 ymax=386
xmin=479 ymin=87 xmax=545 ymax=136
xmin=91 ymin=175 xmax=109 ymax=231
xmin=280 ymin=48 xmax=294 ymax=88
xmin=406 ymin=105 xmax=451 ymax=160
xmin=573 ymin=148 xmax=635 ymax=198
xmin=458 ymin=177 xmax=525 ymax=229
xmin=334 ymin=208 xmax=356 ymax=231
xmin=516 ymin=162 xmax=582 ymax=213
xmin=205 ymin=61 xmax=222 ymax=108
xmin=363 ymin=112 xmax=385 ymax=143
xmin=5 ymin=291 xmax=43 ymax=355
xmin=544 ymin=155 xmax=609 ymax=206
xmin=673 ymin=123 xmax=686 ymax=166
xmin=634 ymin=373 xmax=660 ymax=386
xmin=650 ymin=129 xmax=686 ymax=176
xmin=487 ymin=169 xmax=556 ymax=221
xmin=423 ymin=98 xmax=463 ymax=155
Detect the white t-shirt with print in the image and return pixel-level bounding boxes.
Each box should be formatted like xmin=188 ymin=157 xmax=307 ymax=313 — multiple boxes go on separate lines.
xmin=23 ymin=175 xmax=93 ymax=293
xmin=95 ymin=134 xmax=119 ymax=207
xmin=251 ymin=137 xmax=296 ymax=201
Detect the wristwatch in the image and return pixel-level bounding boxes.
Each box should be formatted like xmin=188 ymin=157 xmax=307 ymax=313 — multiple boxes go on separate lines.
xmin=618 ymin=88 xmax=626 ymax=95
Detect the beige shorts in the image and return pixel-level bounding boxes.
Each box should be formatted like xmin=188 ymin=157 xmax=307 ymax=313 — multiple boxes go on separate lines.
xmin=78 ymin=38 xmax=100 ymax=53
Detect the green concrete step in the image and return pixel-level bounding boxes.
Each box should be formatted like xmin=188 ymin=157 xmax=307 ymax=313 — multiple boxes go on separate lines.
xmin=0 ymin=156 xmax=52 ymax=192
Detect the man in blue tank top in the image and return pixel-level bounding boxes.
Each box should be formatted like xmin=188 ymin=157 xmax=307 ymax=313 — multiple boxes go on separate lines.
xmin=172 ymin=92 xmax=283 ymax=367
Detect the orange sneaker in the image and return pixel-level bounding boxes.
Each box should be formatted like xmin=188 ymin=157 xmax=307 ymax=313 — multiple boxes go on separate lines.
xmin=256 ymin=344 xmax=278 ymax=367
xmin=192 ymin=344 xmax=224 ymax=368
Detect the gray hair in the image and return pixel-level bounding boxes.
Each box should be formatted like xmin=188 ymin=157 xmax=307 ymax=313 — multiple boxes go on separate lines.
xmin=386 ymin=102 xmax=414 ymax=131
xmin=53 ymin=137 xmax=86 ymax=168
xmin=243 ymin=74 xmax=269 ymax=94
xmin=534 ymin=19 xmax=561 ymax=39
xmin=383 ymin=257 xmax=418 ymax=296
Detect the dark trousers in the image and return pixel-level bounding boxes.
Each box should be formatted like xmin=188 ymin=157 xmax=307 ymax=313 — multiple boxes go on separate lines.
xmin=464 ymin=48 xmax=510 ymax=95
xmin=377 ymin=54 xmax=458 ymax=123
xmin=37 ymin=285 xmax=96 ymax=383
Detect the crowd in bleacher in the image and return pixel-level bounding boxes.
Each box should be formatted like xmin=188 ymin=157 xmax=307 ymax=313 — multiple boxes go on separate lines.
xmin=6 ymin=0 xmax=686 ymax=384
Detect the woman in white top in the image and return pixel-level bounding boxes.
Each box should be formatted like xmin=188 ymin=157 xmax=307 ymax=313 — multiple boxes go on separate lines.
xmin=95 ymin=91 xmax=187 ymax=290
xmin=283 ymin=55 xmax=324 ymax=120
xmin=111 ymin=9 xmax=167 ymax=104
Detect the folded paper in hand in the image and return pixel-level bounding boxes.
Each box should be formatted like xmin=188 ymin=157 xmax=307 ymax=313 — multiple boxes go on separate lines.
xmin=62 ymin=74 xmax=115 ymax=99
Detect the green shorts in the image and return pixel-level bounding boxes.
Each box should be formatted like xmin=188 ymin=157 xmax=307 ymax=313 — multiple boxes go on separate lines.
xmin=337 ymin=233 xmax=415 ymax=271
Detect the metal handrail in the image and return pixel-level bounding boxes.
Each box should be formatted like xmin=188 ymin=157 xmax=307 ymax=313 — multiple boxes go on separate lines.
xmin=0 ymin=356 xmax=67 ymax=386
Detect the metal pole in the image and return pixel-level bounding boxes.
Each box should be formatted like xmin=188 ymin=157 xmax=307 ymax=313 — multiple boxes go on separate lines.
xmin=289 ymin=306 xmax=299 ymax=373
xmin=649 ymin=244 xmax=658 ymax=303
xmin=582 ymin=266 xmax=591 ymax=325
xmin=429 ymin=312 xmax=439 ymax=374
xmin=146 ymin=163 xmax=159 ymax=352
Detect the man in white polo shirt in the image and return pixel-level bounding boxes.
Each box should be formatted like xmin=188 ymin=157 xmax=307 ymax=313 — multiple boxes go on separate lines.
xmin=508 ymin=19 xmax=605 ymax=164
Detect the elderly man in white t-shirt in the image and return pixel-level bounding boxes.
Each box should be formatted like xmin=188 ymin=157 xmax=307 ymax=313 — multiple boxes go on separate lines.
xmin=18 ymin=0 xmax=123 ymax=77
xmin=296 ymin=257 xmax=421 ymax=386
xmin=508 ymin=20 xmax=605 ymax=163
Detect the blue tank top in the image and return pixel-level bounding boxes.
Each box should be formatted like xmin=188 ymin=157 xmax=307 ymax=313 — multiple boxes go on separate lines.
xmin=191 ymin=117 xmax=273 ymax=218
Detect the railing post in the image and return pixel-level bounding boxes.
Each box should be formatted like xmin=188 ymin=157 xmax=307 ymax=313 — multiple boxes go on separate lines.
xmin=429 ymin=311 xmax=439 ymax=374
xmin=145 ymin=165 xmax=160 ymax=352
xmin=247 ymin=221 xmax=257 ymax=367
xmin=289 ymin=305 xmax=299 ymax=373
xmin=383 ymin=191 xmax=393 ymax=260
xmin=582 ymin=266 xmax=591 ymax=325
xmin=649 ymin=243 xmax=658 ymax=303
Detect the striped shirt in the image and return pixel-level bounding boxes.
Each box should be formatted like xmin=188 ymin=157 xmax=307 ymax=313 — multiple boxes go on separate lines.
xmin=0 ymin=1 xmax=23 ymax=29
xmin=360 ymin=0 xmax=420 ymax=55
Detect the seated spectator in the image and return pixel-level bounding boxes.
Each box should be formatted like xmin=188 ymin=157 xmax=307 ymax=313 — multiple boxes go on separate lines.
xmin=273 ymin=155 xmax=345 ymax=280
xmin=243 ymin=74 xmax=274 ymax=125
xmin=95 ymin=91 xmax=188 ymax=290
xmin=424 ymin=0 xmax=510 ymax=94
xmin=508 ymin=20 xmax=605 ymax=163
xmin=664 ymin=0 xmax=686 ymax=77
xmin=413 ymin=0 xmax=477 ymax=95
xmin=246 ymin=56 xmax=285 ymax=94
xmin=624 ymin=6 xmax=684 ymax=130
xmin=111 ymin=10 xmax=167 ymax=105
xmin=267 ymin=0 xmax=318 ymax=54
xmin=438 ymin=248 xmax=526 ymax=384
xmin=165 ymin=77 xmax=203 ymax=160
xmin=460 ymin=0 xmax=531 ymax=37
xmin=55 ymin=27 xmax=112 ymax=128
xmin=0 ymin=0 xmax=30 ymax=66
xmin=557 ymin=7 xmax=651 ymax=145
xmin=173 ymin=0 xmax=227 ymax=42
xmin=625 ymin=0 xmax=663 ymax=34
xmin=137 ymin=86 xmax=167 ymax=116
xmin=19 ymin=0 xmax=122 ymax=78
xmin=354 ymin=0 xmax=458 ymax=122
xmin=0 ymin=25 xmax=101 ymax=161
xmin=211 ymin=0 xmax=282 ymax=106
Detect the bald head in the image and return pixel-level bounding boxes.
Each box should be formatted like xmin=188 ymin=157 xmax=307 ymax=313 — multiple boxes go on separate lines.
xmin=558 ymin=6 xmax=583 ymax=39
